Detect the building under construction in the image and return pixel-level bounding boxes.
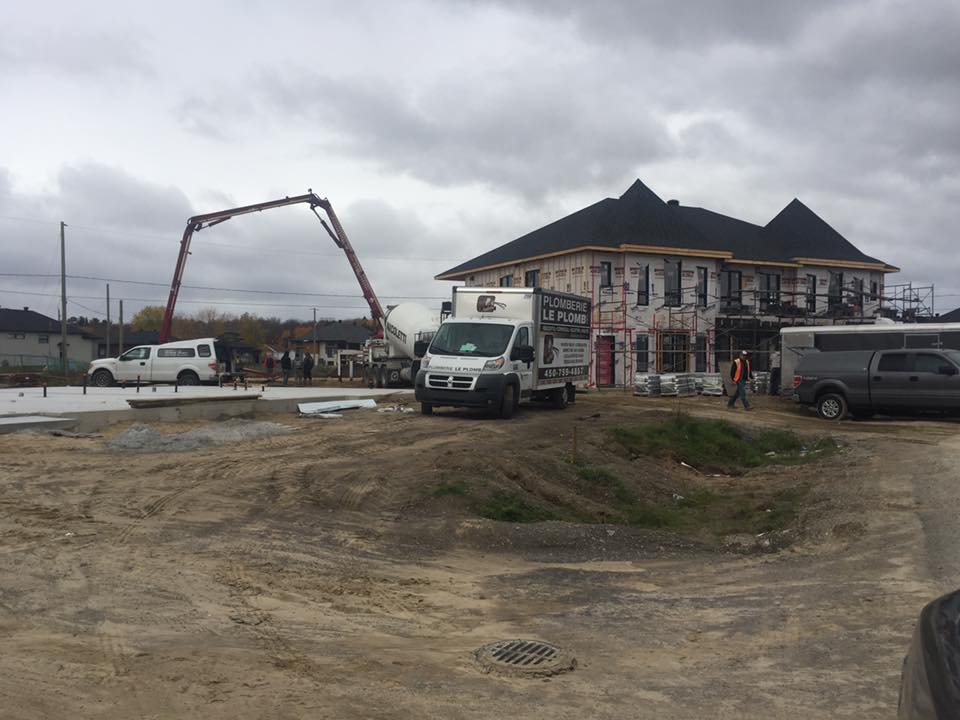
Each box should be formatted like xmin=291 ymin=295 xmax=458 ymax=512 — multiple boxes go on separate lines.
xmin=437 ymin=179 xmax=926 ymax=387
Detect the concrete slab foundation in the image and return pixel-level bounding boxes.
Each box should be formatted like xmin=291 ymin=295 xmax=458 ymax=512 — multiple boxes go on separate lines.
xmin=0 ymin=385 xmax=412 ymax=432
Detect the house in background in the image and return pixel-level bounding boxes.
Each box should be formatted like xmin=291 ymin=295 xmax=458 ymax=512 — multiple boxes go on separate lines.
xmin=437 ymin=179 xmax=899 ymax=386
xmin=294 ymin=321 xmax=374 ymax=364
xmin=0 ymin=306 xmax=98 ymax=369
xmin=91 ymin=328 xmax=165 ymax=358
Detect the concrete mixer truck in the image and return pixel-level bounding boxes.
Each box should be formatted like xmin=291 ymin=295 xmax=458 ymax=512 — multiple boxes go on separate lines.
xmin=360 ymin=302 xmax=442 ymax=388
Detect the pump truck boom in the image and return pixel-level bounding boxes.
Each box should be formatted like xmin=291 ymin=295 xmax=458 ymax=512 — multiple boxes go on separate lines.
xmin=158 ymin=191 xmax=384 ymax=343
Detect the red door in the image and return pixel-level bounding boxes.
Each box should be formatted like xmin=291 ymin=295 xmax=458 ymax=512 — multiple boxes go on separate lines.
xmin=596 ymin=335 xmax=615 ymax=386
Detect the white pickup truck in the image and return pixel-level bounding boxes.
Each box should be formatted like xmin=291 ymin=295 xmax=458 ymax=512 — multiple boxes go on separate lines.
xmin=415 ymin=287 xmax=591 ymax=418
xmin=87 ymin=337 xmax=226 ymax=386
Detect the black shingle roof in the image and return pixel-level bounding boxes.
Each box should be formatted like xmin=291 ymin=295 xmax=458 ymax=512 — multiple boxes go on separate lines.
xmin=437 ymin=180 xmax=895 ymax=279
xmin=0 ymin=308 xmax=85 ymax=335
xmin=933 ymin=307 xmax=960 ymax=324
xmin=764 ymin=198 xmax=885 ymax=265
xmin=674 ymin=207 xmax=784 ymax=262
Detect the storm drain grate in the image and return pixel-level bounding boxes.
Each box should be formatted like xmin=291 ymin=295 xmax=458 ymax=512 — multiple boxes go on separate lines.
xmin=474 ymin=639 xmax=576 ymax=677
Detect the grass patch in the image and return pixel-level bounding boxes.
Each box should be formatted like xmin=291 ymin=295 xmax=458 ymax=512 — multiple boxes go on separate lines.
xmin=610 ymin=414 xmax=837 ymax=474
xmin=471 ymin=490 xmax=558 ymax=523
xmin=431 ymin=480 xmax=468 ymax=497
xmin=570 ymin=462 xmax=807 ymax=536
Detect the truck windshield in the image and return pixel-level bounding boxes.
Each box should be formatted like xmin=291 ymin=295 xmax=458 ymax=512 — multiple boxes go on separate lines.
xmin=429 ymin=323 xmax=514 ymax=357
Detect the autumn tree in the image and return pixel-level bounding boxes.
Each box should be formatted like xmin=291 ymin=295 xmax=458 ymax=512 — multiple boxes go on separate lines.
xmin=131 ymin=305 xmax=166 ymax=332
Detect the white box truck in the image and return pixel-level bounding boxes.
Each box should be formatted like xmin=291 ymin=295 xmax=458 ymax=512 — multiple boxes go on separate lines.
xmin=415 ymin=287 xmax=591 ymax=418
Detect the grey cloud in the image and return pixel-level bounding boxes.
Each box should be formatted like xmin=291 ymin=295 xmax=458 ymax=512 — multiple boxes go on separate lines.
xmin=0 ymin=28 xmax=154 ymax=79
xmin=473 ymin=0 xmax=838 ymax=47
xmin=259 ymin=69 xmax=669 ymax=198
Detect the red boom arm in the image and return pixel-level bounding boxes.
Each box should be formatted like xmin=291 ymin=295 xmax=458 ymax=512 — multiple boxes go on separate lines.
xmin=159 ymin=191 xmax=385 ymax=342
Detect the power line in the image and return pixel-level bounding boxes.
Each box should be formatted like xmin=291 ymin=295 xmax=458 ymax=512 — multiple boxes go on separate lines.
xmin=0 ymin=287 xmax=383 ymax=311
xmin=0 ymin=214 xmax=462 ymax=262
xmin=0 ymin=273 xmax=449 ymax=299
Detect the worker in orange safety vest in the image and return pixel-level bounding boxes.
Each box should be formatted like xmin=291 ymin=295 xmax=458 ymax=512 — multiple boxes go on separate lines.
xmin=727 ymin=350 xmax=753 ymax=410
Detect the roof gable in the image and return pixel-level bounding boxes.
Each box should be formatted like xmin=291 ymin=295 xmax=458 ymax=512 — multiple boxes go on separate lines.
xmin=764 ymin=198 xmax=883 ymax=264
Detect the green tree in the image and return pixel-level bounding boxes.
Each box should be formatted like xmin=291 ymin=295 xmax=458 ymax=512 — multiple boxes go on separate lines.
xmin=239 ymin=312 xmax=265 ymax=347
xmin=131 ymin=305 xmax=166 ymax=332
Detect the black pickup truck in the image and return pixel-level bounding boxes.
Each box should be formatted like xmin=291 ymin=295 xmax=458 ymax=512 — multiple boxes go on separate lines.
xmin=793 ymin=349 xmax=960 ymax=419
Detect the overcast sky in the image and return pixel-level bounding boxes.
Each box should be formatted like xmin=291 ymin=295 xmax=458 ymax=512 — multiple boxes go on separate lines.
xmin=2 ymin=0 xmax=958 ymax=324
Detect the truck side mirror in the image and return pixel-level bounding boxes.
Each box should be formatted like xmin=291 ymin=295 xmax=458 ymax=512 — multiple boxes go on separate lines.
xmin=513 ymin=345 xmax=534 ymax=363
xmin=939 ymin=365 xmax=958 ymax=376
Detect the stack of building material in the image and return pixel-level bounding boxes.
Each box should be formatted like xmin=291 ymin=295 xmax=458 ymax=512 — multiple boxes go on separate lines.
xmin=676 ymin=374 xmax=697 ymax=397
xmin=658 ymin=374 xmax=677 ymax=396
xmin=633 ymin=373 xmax=661 ymax=396
xmin=751 ymin=371 xmax=771 ymax=395
xmin=700 ymin=373 xmax=725 ymax=396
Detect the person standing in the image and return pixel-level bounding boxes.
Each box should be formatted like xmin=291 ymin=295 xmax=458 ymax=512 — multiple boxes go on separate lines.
xmin=294 ymin=351 xmax=304 ymax=386
xmin=727 ymin=350 xmax=753 ymax=410
xmin=303 ymin=351 xmax=314 ymax=385
xmin=265 ymin=351 xmax=275 ymax=380
xmin=280 ymin=350 xmax=292 ymax=386
xmin=769 ymin=346 xmax=782 ymax=397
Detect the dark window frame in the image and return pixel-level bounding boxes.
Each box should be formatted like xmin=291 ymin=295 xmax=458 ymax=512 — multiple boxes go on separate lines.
xmin=806 ymin=274 xmax=818 ymax=313
xmin=720 ymin=269 xmax=743 ymax=308
xmin=828 ymin=271 xmax=844 ymax=309
xmin=599 ymin=261 xmax=613 ymax=289
xmin=635 ymin=334 xmax=649 ymax=372
xmin=499 ymin=274 xmax=512 ymax=287
xmin=636 ymin=265 xmax=650 ymax=306
xmin=524 ymin=269 xmax=540 ymax=288
xmin=696 ymin=267 xmax=708 ymax=308
xmin=664 ymin=259 xmax=682 ymax=307
xmin=759 ymin=271 xmax=781 ymax=312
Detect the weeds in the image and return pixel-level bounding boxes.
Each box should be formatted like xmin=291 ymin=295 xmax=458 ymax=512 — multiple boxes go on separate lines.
xmin=471 ymin=490 xmax=558 ymax=523
xmin=610 ymin=414 xmax=837 ymax=474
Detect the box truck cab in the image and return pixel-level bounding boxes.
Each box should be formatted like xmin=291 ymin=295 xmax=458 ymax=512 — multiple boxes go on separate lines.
xmin=415 ymin=287 xmax=591 ymax=418
xmin=87 ymin=337 xmax=225 ymax=386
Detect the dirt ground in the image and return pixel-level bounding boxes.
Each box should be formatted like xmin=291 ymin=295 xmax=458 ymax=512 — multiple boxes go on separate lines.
xmin=0 ymin=392 xmax=957 ymax=719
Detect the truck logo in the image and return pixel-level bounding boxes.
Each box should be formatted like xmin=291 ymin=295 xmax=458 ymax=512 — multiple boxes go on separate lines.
xmin=386 ymin=321 xmax=406 ymax=344
xmin=476 ymin=295 xmax=506 ymax=313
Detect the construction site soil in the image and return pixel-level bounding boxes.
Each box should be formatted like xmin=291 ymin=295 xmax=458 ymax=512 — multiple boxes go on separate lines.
xmin=1 ymin=393 xmax=957 ymax=719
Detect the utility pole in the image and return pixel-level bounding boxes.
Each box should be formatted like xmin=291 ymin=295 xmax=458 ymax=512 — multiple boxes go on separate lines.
xmin=106 ymin=284 xmax=111 ymax=358
xmin=119 ymin=299 xmax=124 ymax=354
xmin=60 ymin=221 xmax=68 ymax=373
xmin=313 ymin=308 xmax=317 ymax=355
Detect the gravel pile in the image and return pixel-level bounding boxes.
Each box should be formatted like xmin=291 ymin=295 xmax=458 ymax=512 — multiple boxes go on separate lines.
xmin=108 ymin=419 xmax=294 ymax=452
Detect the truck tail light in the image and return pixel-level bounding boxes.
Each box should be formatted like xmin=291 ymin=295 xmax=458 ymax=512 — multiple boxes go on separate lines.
xmin=208 ymin=362 xmax=218 ymax=372
xmin=793 ymin=375 xmax=801 ymax=388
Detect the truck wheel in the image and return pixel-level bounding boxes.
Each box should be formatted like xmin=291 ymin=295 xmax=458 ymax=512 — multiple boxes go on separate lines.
xmin=91 ymin=369 xmax=113 ymax=387
xmin=498 ymin=384 xmax=516 ymax=419
xmin=566 ymin=383 xmax=576 ymax=405
xmin=421 ymin=402 xmax=434 ymax=416
xmin=817 ymin=393 xmax=847 ymax=420
xmin=178 ymin=370 xmax=200 ymax=386
xmin=551 ymin=386 xmax=569 ymax=409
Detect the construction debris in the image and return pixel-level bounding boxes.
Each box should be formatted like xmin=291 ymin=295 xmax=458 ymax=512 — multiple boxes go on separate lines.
xmin=298 ymin=399 xmax=377 ymax=416
xmin=633 ymin=373 xmax=661 ymax=396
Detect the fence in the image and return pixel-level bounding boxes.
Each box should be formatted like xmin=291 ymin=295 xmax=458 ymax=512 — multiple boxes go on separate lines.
xmin=0 ymin=354 xmax=90 ymax=373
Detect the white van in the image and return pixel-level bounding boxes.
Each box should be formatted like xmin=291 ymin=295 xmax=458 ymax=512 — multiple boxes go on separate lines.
xmin=88 ymin=338 xmax=225 ymax=387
